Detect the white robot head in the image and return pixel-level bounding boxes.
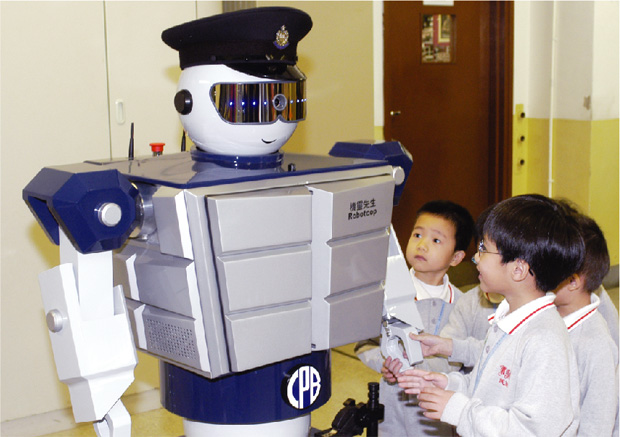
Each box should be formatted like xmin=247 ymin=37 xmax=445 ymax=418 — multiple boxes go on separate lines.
xmin=174 ymin=64 xmax=306 ymax=156
xmin=162 ymin=7 xmax=312 ymax=157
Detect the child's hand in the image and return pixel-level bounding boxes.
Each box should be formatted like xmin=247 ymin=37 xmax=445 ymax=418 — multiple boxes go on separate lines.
xmin=410 ymin=332 xmax=453 ymax=357
xmin=381 ymin=356 xmax=403 ymax=383
xmin=397 ymin=368 xmax=448 ymax=394
xmin=417 ymin=386 xmax=455 ymax=420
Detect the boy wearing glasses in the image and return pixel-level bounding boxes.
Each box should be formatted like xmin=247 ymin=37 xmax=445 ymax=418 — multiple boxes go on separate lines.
xmin=357 ymin=200 xmax=474 ymax=436
xmin=432 ymin=207 xmax=503 ymax=371
xmin=397 ymin=194 xmax=583 ymax=436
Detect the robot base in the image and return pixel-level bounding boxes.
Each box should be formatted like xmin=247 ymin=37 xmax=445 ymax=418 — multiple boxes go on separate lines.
xmin=161 ymin=351 xmax=330 ymax=436
xmin=184 ymin=415 xmax=310 ymax=437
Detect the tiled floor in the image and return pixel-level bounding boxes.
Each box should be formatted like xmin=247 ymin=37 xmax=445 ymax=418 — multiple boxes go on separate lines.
xmin=41 ymin=344 xmax=381 ymax=437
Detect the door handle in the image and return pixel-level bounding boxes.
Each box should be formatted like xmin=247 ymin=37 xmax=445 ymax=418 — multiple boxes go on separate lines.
xmin=390 ymin=110 xmax=402 ymax=116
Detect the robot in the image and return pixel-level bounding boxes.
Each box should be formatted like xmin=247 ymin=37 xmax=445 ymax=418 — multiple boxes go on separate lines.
xmin=23 ymin=7 xmax=423 ymax=437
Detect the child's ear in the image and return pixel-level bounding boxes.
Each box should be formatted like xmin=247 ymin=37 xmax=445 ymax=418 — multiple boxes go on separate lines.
xmin=566 ymin=273 xmax=582 ymax=291
xmin=450 ymin=250 xmax=466 ymax=267
xmin=511 ymin=259 xmax=532 ymax=282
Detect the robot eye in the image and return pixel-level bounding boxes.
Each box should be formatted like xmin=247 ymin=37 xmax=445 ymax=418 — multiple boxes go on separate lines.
xmin=174 ymin=89 xmax=193 ymax=115
xmin=272 ymin=93 xmax=288 ymax=112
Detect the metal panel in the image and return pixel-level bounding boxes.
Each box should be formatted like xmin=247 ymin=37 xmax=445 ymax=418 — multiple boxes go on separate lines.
xmin=207 ymin=186 xmax=311 ymax=253
xmin=325 ymin=283 xmax=384 ymax=347
xmin=207 ymin=186 xmax=313 ymax=371
xmin=309 ymin=175 xmax=395 ymax=349
xmin=153 ymin=190 xmax=194 ymax=260
xmin=328 ymin=230 xmax=389 ymax=294
xmin=184 ymin=189 xmax=230 ymax=377
xmin=217 ymin=245 xmax=311 ymax=313
xmin=115 ymin=242 xmax=198 ymax=319
xmin=225 ymin=302 xmax=312 ymax=372
xmin=311 ymin=176 xmax=395 ymax=240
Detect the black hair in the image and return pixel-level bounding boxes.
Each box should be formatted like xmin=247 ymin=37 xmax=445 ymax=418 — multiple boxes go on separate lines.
xmin=556 ymin=199 xmax=610 ymax=292
xmin=416 ymin=200 xmax=475 ymax=252
xmin=475 ymin=204 xmax=495 ymax=244
xmin=483 ymin=194 xmax=585 ymax=292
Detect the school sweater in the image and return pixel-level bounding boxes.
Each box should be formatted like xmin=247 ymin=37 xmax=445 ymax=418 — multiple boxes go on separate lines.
xmin=596 ymin=285 xmax=619 ymax=349
xmin=357 ymin=271 xmax=463 ymax=436
xmin=441 ymin=285 xmax=497 ymax=369
xmin=564 ymin=294 xmax=618 ymax=437
xmin=448 ymin=285 xmax=619 ymax=369
xmin=380 ymin=271 xmax=463 ymax=436
xmin=441 ymin=294 xmax=581 ymax=437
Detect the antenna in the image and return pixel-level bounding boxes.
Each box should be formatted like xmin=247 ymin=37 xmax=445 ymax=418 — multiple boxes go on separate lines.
xmin=128 ymin=122 xmax=135 ymax=160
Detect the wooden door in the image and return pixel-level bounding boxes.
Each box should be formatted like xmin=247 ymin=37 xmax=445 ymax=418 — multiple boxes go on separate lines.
xmin=384 ymin=1 xmax=513 ymax=253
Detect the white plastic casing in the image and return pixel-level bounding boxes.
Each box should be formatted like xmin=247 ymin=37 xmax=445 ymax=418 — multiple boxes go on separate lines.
xmin=177 ymin=65 xmax=298 ymax=156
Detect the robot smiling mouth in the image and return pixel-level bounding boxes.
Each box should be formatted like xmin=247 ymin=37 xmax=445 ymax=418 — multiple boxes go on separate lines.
xmin=262 ymin=139 xmax=276 ymax=144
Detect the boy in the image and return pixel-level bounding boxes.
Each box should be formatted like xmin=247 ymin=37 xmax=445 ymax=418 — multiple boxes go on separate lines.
xmin=397 ymin=194 xmax=583 ymax=436
xmin=413 ymin=202 xmax=617 ymax=367
xmin=554 ymin=202 xmax=618 ymax=436
xmin=357 ymin=200 xmax=474 ymax=436
xmin=438 ymin=206 xmax=502 ymax=369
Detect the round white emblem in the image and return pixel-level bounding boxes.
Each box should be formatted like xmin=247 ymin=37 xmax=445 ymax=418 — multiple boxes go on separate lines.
xmin=285 ymin=365 xmax=321 ymax=409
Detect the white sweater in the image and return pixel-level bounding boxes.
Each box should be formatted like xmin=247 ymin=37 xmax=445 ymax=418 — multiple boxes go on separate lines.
xmin=442 ymin=294 xmax=580 ymax=436
xmin=564 ymin=294 xmax=618 ymax=436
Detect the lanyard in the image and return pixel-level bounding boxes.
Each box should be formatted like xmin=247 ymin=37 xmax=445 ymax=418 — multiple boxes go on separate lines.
xmin=473 ymin=331 xmax=508 ymax=394
xmin=433 ymin=300 xmax=446 ymax=335
xmin=411 ymin=274 xmax=451 ymax=336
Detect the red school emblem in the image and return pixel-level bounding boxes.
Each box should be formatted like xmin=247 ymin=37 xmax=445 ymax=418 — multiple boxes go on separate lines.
xmin=498 ymin=365 xmax=511 ymax=387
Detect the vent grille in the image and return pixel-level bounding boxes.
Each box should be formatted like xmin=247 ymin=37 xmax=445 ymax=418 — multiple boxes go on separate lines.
xmin=144 ymin=318 xmax=197 ymax=361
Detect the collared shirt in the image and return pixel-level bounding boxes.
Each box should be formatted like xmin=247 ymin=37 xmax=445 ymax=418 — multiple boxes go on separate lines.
xmin=443 ymin=291 xmax=581 ymax=436
xmin=488 ymin=293 xmax=556 ymax=335
xmin=563 ymin=292 xmax=601 ymax=331
xmin=410 ymin=268 xmax=455 ymax=303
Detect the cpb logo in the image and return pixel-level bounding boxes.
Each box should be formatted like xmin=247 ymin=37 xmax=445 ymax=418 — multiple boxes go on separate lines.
xmin=283 ymin=365 xmax=321 ymax=409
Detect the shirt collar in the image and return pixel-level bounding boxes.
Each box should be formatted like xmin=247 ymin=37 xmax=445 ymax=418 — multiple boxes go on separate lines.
xmin=410 ymin=269 xmax=454 ymax=303
xmin=489 ymin=293 xmax=556 ymax=335
xmin=563 ymin=293 xmax=600 ymax=331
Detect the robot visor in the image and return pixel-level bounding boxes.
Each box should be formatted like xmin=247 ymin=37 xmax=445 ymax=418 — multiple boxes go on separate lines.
xmin=210 ymin=80 xmax=306 ymax=124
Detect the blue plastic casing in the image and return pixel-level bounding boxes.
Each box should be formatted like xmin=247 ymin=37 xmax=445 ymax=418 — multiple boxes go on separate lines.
xmin=23 ymin=168 xmax=139 ymax=253
xmin=329 ymin=140 xmax=412 ymax=205
xmin=161 ymin=351 xmax=330 ymax=424
xmin=22 ymin=142 xmax=410 ymax=254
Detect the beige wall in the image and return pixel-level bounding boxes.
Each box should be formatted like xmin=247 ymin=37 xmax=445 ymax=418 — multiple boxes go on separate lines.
xmin=262 ymin=1 xmax=375 ymax=155
xmin=512 ymin=1 xmax=619 ymax=265
xmin=589 ymin=119 xmax=620 ymax=264
xmin=2 ymin=2 xmax=112 ymax=422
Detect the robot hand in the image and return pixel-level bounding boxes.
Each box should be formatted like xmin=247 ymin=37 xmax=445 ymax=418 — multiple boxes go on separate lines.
xmin=380 ymin=318 xmax=422 ymax=371
xmin=381 ymin=226 xmax=424 ymax=369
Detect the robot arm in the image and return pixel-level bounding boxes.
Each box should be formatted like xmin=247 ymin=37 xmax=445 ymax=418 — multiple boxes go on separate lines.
xmin=40 ymin=230 xmax=137 ymax=436
xmin=380 ymin=227 xmax=424 ymax=370
xmin=25 ymin=169 xmax=140 ymax=436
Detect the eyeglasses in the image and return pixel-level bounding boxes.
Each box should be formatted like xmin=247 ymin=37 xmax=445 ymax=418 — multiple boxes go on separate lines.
xmin=210 ymin=80 xmax=306 ymax=125
xmin=474 ymin=241 xmax=535 ymax=276
xmin=478 ymin=241 xmax=501 ymax=255
xmin=472 ymin=240 xmax=501 ymax=265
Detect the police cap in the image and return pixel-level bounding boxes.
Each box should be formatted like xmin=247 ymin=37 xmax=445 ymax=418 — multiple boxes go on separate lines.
xmin=162 ymin=7 xmax=312 ymax=77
